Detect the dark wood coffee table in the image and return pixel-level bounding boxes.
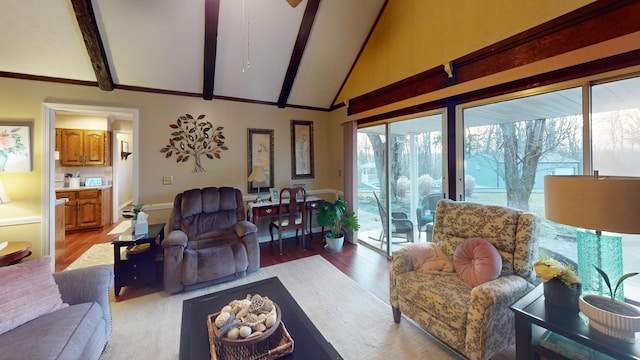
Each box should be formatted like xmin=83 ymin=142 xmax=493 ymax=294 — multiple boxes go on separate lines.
xmin=180 ymin=276 xmax=342 ymax=360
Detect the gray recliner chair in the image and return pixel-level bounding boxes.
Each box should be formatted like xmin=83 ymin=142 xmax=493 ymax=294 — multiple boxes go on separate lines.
xmin=162 ymin=186 xmax=260 ymax=294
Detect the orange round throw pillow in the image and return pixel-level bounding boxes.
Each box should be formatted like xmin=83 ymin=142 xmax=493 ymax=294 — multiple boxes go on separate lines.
xmin=453 ymin=237 xmax=502 ymax=287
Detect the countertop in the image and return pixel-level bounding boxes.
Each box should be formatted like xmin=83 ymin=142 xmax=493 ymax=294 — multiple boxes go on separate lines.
xmin=55 ymin=184 xmax=113 ymax=192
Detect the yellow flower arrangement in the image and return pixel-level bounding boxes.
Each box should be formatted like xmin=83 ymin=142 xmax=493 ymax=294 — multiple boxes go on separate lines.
xmin=534 ymin=257 xmax=580 ymax=286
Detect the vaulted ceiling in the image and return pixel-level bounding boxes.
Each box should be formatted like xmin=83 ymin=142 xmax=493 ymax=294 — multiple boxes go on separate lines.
xmin=0 ymin=0 xmax=386 ymax=111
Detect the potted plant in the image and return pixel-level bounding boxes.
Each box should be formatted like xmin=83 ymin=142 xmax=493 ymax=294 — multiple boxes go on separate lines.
xmin=316 ymin=198 xmax=359 ymax=252
xmin=534 ymin=257 xmax=581 ymax=309
xmin=578 ymin=265 xmax=640 ymax=339
xmin=122 ymin=203 xmax=145 ymax=223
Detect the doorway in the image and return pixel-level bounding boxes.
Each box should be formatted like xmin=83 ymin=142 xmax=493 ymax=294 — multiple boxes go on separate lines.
xmin=42 ymin=103 xmax=140 ymax=269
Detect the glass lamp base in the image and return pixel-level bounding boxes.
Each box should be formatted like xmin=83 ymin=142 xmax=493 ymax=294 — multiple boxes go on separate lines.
xmin=577 ymin=229 xmax=623 ymax=299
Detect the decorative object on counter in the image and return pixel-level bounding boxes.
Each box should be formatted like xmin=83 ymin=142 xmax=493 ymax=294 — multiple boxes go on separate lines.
xmin=578 ymin=266 xmax=640 ymax=340
xmin=85 ymin=177 xmax=102 ymax=187
xmin=159 ymin=114 xmax=228 ymax=173
xmin=208 ymin=294 xmax=291 ymax=360
xmin=0 ymin=122 xmax=32 ymax=172
xmin=534 ymin=257 xmax=581 ymax=309
xmin=316 ymin=198 xmax=360 ymax=252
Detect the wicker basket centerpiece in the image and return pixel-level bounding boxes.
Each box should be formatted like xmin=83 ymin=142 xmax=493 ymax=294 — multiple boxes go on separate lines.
xmin=207 ymin=294 xmax=292 ymax=360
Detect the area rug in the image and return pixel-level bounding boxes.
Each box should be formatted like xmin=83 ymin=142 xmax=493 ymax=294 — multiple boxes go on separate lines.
xmin=101 ymin=255 xmax=462 ymax=360
xmin=65 ymin=243 xmax=113 ymax=270
xmin=107 ymin=221 xmax=131 ymax=235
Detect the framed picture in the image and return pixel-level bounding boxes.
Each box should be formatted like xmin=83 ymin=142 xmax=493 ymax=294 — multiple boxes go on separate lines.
xmin=0 ymin=121 xmax=33 ymax=172
xmin=291 ymin=120 xmax=314 ymax=179
xmin=247 ymin=129 xmax=274 ymax=194
xmin=269 ymin=188 xmax=280 ymax=202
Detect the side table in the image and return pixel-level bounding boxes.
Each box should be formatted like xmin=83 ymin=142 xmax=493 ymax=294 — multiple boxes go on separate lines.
xmin=111 ymin=223 xmax=165 ymax=296
xmin=0 ymin=241 xmax=32 ymax=266
xmin=511 ymin=284 xmax=640 ymax=360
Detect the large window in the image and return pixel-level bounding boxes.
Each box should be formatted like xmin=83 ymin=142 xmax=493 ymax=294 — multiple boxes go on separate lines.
xmin=356 ymin=113 xmax=444 ymax=256
xmin=592 ymin=76 xmax=640 ymax=301
xmin=459 ymin=75 xmax=640 ymax=302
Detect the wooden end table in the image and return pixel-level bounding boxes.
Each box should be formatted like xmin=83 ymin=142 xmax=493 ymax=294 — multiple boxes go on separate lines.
xmin=111 ymin=223 xmax=165 ymax=296
xmin=0 ymin=241 xmax=32 ymax=266
xmin=511 ymin=284 xmax=640 ymax=360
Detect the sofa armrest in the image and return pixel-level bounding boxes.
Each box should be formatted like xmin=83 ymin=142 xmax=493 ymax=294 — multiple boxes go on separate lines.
xmin=465 ymin=275 xmax=532 ymax=360
xmin=234 ymin=220 xmax=258 ymax=238
xmin=236 ymin=221 xmax=260 ymax=273
xmin=162 ymin=229 xmax=189 ymax=248
xmin=53 ymin=265 xmax=114 ymax=338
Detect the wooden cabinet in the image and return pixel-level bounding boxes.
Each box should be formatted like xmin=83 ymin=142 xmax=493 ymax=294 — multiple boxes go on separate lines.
xmin=57 ymin=128 xmax=111 ymax=166
xmin=56 ymin=187 xmax=112 ymax=231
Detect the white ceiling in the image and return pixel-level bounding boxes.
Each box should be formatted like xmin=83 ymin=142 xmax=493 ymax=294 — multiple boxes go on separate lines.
xmin=0 ymin=0 xmax=386 ymax=110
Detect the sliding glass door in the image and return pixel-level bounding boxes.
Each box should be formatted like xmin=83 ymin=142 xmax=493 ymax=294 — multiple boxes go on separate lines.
xmin=591 ymin=75 xmax=640 ymax=301
xmin=357 ymin=112 xmax=444 ymax=257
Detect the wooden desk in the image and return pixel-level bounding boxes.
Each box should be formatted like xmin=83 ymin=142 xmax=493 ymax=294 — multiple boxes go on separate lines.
xmin=0 ymin=241 xmax=32 ymax=266
xmin=247 ymin=196 xmax=324 ymax=235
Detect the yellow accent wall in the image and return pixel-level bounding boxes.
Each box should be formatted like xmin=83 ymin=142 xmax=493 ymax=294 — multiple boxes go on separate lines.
xmin=336 ymin=0 xmax=594 ymax=105
xmin=0 ymin=77 xmax=340 ymax=261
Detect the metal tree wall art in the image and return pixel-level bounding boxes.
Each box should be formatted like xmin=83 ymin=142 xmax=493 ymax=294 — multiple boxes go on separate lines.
xmin=159 ymin=114 xmax=228 ymax=173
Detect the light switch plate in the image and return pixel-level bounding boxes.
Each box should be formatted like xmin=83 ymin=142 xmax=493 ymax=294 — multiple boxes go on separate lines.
xmin=162 ymin=176 xmax=173 ymax=185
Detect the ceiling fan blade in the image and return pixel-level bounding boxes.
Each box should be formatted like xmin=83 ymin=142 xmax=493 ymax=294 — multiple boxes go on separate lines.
xmin=286 ymin=0 xmax=303 ymax=8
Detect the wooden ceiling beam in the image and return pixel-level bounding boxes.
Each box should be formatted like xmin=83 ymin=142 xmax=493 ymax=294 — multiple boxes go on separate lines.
xmin=277 ymin=0 xmax=321 ymax=108
xmin=203 ymin=0 xmax=220 ymax=101
xmin=70 ymin=0 xmax=114 ymax=91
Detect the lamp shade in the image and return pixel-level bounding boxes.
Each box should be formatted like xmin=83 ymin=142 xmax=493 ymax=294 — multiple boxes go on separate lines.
xmin=247 ymin=166 xmax=267 ymax=185
xmin=0 ymin=178 xmax=10 ymax=204
xmin=544 ymin=175 xmax=640 ymax=234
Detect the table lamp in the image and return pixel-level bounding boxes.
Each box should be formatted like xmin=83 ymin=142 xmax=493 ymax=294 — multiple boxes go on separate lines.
xmin=0 ymin=178 xmax=10 ymax=204
xmin=544 ymin=172 xmax=640 ymax=299
xmin=247 ymin=166 xmax=267 ymax=203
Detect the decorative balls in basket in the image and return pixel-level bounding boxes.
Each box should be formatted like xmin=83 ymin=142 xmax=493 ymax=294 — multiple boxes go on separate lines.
xmin=208 ymin=294 xmax=292 ymax=360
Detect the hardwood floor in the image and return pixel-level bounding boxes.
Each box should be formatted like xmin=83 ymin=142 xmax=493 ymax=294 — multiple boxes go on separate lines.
xmin=58 ymin=221 xmax=393 ymax=305
xmin=59 ymin=222 xmax=516 ymax=359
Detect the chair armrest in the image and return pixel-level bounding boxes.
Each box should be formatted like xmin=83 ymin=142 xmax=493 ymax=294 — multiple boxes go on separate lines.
xmin=470 ymin=275 xmax=530 ymax=307
xmin=390 ymin=246 xmax=419 ymax=307
xmin=391 ymin=211 xmax=409 ymax=220
xmin=465 ymin=275 xmax=532 ymax=360
xmin=235 ymin=220 xmax=258 ymax=238
xmin=162 ymin=229 xmax=189 ymax=248
xmin=391 ymin=218 xmax=413 ymax=228
xmin=53 ymin=265 xmax=114 ymax=338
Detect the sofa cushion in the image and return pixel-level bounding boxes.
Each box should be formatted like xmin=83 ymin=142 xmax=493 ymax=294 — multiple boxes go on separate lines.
xmin=454 ymin=237 xmax=502 ymax=287
xmin=0 ymin=256 xmax=68 ymax=336
xmin=0 ymin=302 xmax=104 ymax=360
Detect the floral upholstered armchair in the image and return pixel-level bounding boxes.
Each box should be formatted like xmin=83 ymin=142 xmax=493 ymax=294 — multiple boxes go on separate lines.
xmin=390 ymin=199 xmax=540 ymax=360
